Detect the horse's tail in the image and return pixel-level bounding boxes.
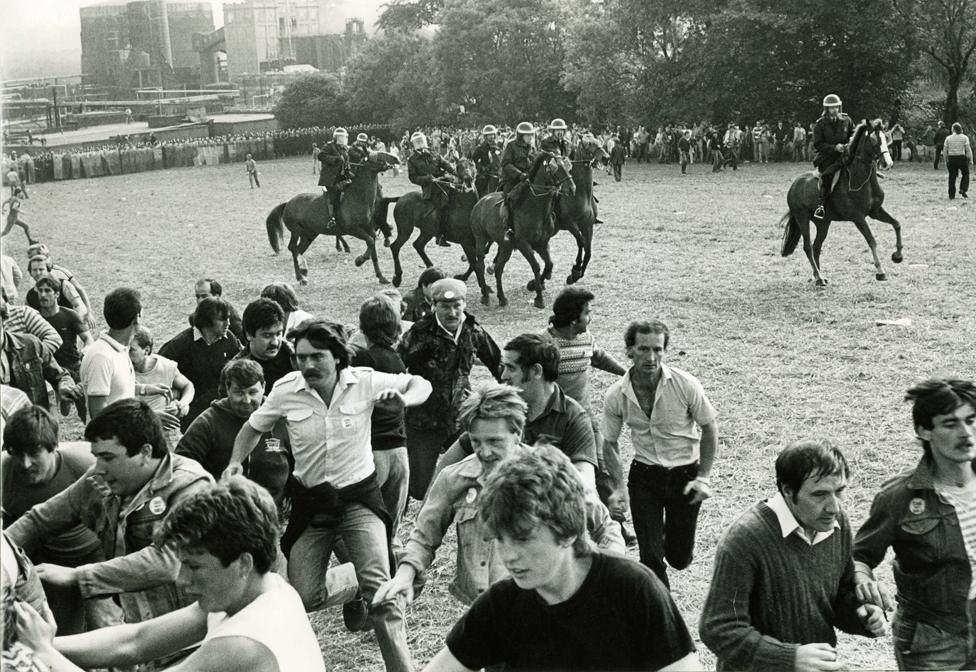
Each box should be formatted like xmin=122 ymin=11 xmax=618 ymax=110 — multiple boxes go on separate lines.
xmin=780 ymin=212 xmax=801 ymax=257
xmin=373 ymin=196 xmax=399 ymax=231
xmin=265 ymin=202 xmax=287 ymax=253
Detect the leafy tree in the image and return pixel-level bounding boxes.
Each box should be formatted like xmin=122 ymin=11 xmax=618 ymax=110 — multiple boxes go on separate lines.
xmin=890 ymin=0 xmax=976 ymax=123
xmin=273 ymin=73 xmax=348 ymax=128
xmin=433 ymin=0 xmax=575 ymax=122
xmin=344 ymin=33 xmax=438 ymax=124
xmin=377 ymin=0 xmax=444 ymax=31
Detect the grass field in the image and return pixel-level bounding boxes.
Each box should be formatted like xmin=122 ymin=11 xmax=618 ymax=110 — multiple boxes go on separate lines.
xmin=5 ymin=154 xmax=974 ymax=671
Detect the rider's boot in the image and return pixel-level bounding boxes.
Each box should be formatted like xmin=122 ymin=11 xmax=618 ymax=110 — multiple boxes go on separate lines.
xmin=813 ymin=178 xmax=829 ymax=220
xmin=436 ymin=207 xmax=450 ymax=247
xmin=328 ymin=190 xmax=341 ymax=232
xmin=503 ymin=201 xmax=515 ymax=242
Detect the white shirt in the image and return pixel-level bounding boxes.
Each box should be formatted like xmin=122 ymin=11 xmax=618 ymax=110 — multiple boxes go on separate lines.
xmin=248 ymin=367 xmax=420 ymax=488
xmin=766 ymin=492 xmax=839 ymax=546
xmin=80 ymin=333 xmax=136 ymax=403
xmin=205 ymin=573 xmax=325 ymax=671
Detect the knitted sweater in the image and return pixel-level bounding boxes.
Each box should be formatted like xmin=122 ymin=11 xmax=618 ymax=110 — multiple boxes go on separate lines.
xmin=699 ymin=501 xmax=872 ymax=671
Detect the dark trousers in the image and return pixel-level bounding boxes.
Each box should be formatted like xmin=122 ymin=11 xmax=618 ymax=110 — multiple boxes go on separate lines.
xmin=628 ymin=460 xmax=701 ymax=589
xmin=934 ymin=146 xmax=945 ymax=169
xmin=612 ymin=163 xmax=622 ymax=181
xmin=947 ymin=155 xmax=970 ymax=198
xmin=406 ymin=424 xmax=452 ymax=500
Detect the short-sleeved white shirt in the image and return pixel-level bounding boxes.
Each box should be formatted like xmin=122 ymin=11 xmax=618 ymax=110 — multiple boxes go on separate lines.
xmin=603 ymin=364 xmax=717 ymax=468
xmin=80 ymin=334 xmax=136 ymax=404
xmin=248 ymin=366 xmax=415 ymax=488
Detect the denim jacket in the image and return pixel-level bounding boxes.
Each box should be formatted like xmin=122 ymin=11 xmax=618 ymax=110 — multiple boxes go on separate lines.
xmin=2 ymin=331 xmax=73 ymax=410
xmin=400 ymin=452 xmax=625 ymax=605
xmin=6 ymin=453 xmax=213 ymax=625
xmin=854 ymin=455 xmax=973 ymax=634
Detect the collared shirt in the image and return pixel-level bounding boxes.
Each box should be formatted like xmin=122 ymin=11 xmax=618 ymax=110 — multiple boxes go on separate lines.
xmin=80 ymin=333 xmax=136 ymax=403
xmin=766 ymin=492 xmax=840 ymax=546
xmin=603 ymin=364 xmax=716 ymax=468
xmin=436 ymin=314 xmax=462 ymax=344
xmin=248 ymin=367 xmax=418 ymax=488
xmin=944 ymin=133 xmax=973 ymax=160
xmin=402 ymin=452 xmax=624 ymax=605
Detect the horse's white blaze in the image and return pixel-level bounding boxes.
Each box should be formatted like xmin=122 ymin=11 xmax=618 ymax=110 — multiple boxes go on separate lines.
xmin=878 ymin=132 xmax=894 ymax=168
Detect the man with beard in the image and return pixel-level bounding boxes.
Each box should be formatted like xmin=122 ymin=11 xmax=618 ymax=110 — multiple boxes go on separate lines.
xmin=177 ymin=359 xmax=289 ymax=508
xmin=225 ymin=319 xmax=431 ymax=672
xmin=234 ymin=298 xmax=294 ymax=393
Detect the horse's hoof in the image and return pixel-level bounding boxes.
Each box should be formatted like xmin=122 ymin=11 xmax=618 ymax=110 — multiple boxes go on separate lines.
xmin=527 ymin=279 xmax=537 ymax=292
xmin=383 ymin=239 xmax=391 ymax=248
xmin=876 ymin=273 xmax=888 ymax=281
xmin=299 ymin=278 xmax=309 ymax=286
xmin=378 ymin=276 xmax=391 ymax=285
xmin=815 ymin=278 xmax=827 ymax=287
xmin=891 ymin=252 xmax=903 ymax=263
xmin=481 ymin=294 xmax=490 ymax=306
xmin=269 ymin=251 xmax=279 ymax=257
xmin=354 ymin=256 xmax=367 ymax=267
xmin=566 ymin=273 xmax=580 ymax=285
xmin=498 ymin=296 xmax=508 ymax=307
xmin=534 ymin=296 xmax=546 ymax=309
xmin=486 ymin=264 xmax=495 ymax=275
xmin=392 ymin=275 xmax=402 ymax=288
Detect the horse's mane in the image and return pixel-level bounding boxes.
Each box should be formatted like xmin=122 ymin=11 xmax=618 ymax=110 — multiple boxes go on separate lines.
xmin=527 ymin=152 xmax=549 ymax=182
xmin=848 ymin=121 xmax=869 ymax=156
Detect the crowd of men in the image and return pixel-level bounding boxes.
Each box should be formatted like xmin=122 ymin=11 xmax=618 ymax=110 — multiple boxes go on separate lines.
xmin=2 ymin=215 xmax=975 ymax=670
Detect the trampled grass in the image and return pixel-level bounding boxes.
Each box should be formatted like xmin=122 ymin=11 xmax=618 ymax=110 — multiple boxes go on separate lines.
xmin=8 ymin=154 xmax=973 ymax=671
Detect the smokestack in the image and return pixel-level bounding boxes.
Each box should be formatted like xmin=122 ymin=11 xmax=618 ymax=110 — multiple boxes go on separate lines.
xmin=150 ymin=0 xmax=173 ymax=66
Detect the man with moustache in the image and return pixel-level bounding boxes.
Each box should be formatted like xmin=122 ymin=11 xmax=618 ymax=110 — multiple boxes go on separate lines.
xmin=854 ymin=379 xmax=976 ymax=670
xmin=700 ymin=440 xmax=886 ymax=671
xmin=602 ymin=319 xmax=719 ymax=589
xmin=234 ymin=298 xmax=294 ymax=393
xmin=5 ymin=399 xmax=212 ymax=669
xmin=225 ymin=319 xmax=431 ymax=672
xmin=398 ymin=278 xmax=502 ymax=501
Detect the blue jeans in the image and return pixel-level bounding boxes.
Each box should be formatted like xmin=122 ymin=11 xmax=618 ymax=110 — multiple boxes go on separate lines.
xmin=893 ymin=610 xmax=976 ymax=670
xmin=374 ymin=447 xmax=409 ymax=552
xmin=628 ymin=461 xmax=701 ymax=589
xmin=288 ymin=503 xmax=413 ymax=672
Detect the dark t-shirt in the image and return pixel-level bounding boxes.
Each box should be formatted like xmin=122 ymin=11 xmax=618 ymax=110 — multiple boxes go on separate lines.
xmin=351 ymin=343 xmax=407 ymax=451
xmin=446 ymin=552 xmax=695 ymax=671
xmin=235 ymin=342 xmax=294 ymax=394
xmin=40 ymin=307 xmax=85 ymax=370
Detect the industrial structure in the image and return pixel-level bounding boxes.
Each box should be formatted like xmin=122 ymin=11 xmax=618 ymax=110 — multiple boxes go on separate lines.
xmin=79 ymin=0 xmax=368 ymax=98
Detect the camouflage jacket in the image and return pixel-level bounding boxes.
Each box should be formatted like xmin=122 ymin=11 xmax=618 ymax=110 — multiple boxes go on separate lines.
xmin=397 ymin=312 xmax=502 ymax=431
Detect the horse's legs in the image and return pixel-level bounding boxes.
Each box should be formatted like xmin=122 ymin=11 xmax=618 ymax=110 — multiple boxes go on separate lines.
xmin=412 ymin=233 xmax=436 ymax=269
xmin=389 ymin=222 xmax=413 ymax=288
xmin=335 ymin=235 xmax=350 ymax=253
xmin=566 ymin=226 xmax=585 ymax=284
xmin=493 ymin=242 xmax=515 ymax=307
xmin=872 ymin=206 xmax=904 ymax=263
xmin=356 ymin=234 xmax=390 ymax=285
xmin=294 ymin=234 xmax=317 ymax=285
xmin=538 ymin=242 xmax=554 ymax=287
xmin=852 ymin=217 xmax=887 ymax=281
xmin=797 ymin=215 xmax=826 ymax=286
xmin=287 ymin=231 xmax=305 ymax=284
xmin=514 ymin=239 xmax=546 ymax=308
xmin=810 ymin=221 xmax=831 ymax=284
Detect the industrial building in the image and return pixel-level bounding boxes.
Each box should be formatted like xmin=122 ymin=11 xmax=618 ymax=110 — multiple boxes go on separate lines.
xmin=80 ymin=0 xmax=216 ymax=96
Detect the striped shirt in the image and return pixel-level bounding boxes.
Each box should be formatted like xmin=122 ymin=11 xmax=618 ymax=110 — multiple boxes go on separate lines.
xmin=938 ymin=484 xmax=976 ymax=598
xmin=4 ymin=304 xmax=62 ymax=356
xmin=944 ymin=133 xmax=973 ymax=159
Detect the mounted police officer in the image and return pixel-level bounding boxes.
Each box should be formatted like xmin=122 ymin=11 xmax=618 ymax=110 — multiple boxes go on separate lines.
xmin=500 ymin=121 xmax=538 ymax=242
xmin=318 ymin=127 xmax=353 ymax=230
xmin=348 ymin=131 xmax=370 ymax=164
xmin=812 ymin=93 xmax=855 ymax=219
xmin=540 ymin=118 xmax=572 ymax=158
xmin=408 ymin=131 xmax=457 ymax=247
xmin=472 ymin=124 xmax=501 ymax=196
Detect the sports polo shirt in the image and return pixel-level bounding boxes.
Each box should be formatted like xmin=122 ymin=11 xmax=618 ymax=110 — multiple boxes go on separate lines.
xmin=603 ymin=364 xmax=716 ymax=468
xmin=248 ymin=366 xmax=415 ymax=489
xmin=80 ymin=333 xmax=136 ymax=404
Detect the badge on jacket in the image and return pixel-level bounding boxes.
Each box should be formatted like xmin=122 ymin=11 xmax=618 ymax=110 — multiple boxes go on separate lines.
xmin=148 ymin=496 xmax=167 ymax=516
xmin=908 ymin=497 xmax=926 ymax=515
xmin=466 ymin=487 xmax=477 ymax=504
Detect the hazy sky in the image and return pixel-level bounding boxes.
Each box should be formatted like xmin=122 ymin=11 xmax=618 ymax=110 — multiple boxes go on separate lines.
xmin=0 ymin=0 xmax=385 ymax=80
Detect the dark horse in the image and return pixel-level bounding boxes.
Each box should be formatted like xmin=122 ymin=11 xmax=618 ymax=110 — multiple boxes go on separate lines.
xmin=265 ymin=151 xmax=398 ymax=285
xmin=385 ymin=158 xmax=482 ymax=289
xmin=469 ymin=153 xmax=575 ymax=308
xmin=561 ymin=140 xmax=608 ymax=284
xmin=780 ymin=121 xmax=903 ymax=286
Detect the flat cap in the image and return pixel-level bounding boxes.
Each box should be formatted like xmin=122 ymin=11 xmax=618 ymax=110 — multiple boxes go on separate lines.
xmin=431 ymin=278 xmax=467 ymax=302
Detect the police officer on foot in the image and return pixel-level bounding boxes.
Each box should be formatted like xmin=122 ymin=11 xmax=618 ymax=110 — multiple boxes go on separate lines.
xmin=408 ymin=131 xmax=458 ymax=247
xmin=500 ymin=121 xmax=538 ymax=242
xmin=812 ymin=94 xmax=854 ymax=220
